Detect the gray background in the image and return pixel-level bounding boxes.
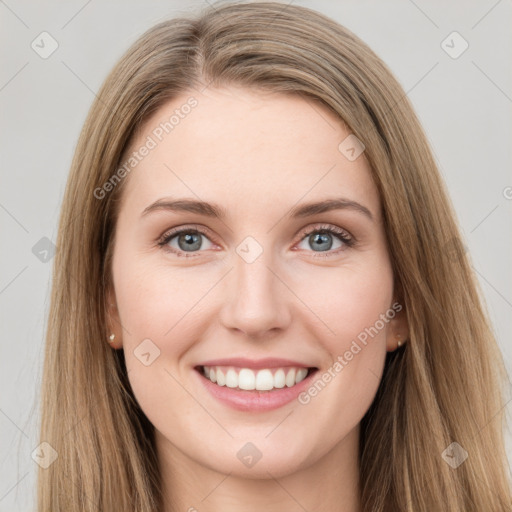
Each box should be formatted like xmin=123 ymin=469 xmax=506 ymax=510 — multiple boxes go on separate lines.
xmin=1 ymin=0 xmax=511 ymax=509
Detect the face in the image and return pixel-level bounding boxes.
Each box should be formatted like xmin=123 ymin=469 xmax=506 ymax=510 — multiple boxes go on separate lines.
xmin=107 ymin=85 xmax=407 ymax=479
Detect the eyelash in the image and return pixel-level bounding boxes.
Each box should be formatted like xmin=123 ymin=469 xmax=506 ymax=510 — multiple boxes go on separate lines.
xmin=157 ymin=223 xmax=355 ymax=259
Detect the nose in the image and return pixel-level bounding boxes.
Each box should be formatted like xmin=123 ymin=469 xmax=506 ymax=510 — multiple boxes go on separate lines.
xmin=218 ymin=248 xmax=292 ymax=339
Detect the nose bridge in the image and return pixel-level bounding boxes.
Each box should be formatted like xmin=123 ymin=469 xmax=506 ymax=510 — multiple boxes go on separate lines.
xmin=235 ymin=249 xmax=275 ymax=301
xmin=220 ymin=236 xmax=291 ymax=336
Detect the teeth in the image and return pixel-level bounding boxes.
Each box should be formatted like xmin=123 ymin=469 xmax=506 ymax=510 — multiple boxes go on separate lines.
xmin=226 ymin=369 xmax=238 ymax=388
xmin=202 ymin=365 xmax=310 ymax=391
xmin=239 ymin=368 xmax=255 ymax=390
xmin=255 ymin=369 xmax=274 ymax=390
xmin=216 ymin=368 xmax=226 ymax=386
xmin=274 ymin=369 xmax=286 ymax=388
xmin=285 ymin=368 xmax=296 ymax=387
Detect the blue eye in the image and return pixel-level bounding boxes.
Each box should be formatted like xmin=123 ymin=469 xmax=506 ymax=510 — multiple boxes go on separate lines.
xmin=158 ymin=223 xmax=354 ymax=258
xmin=158 ymin=227 xmax=214 ymax=257
xmin=295 ymin=224 xmax=354 ymax=257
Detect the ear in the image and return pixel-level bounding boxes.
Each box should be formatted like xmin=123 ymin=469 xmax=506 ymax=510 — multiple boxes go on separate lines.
xmin=385 ymin=298 xmax=409 ymax=352
xmin=105 ymin=285 xmax=123 ymax=349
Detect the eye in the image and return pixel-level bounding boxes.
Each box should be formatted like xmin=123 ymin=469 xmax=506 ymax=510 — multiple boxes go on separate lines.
xmin=294 ymin=223 xmax=354 ymax=257
xmin=157 ymin=223 xmax=355 ymax=258
xmin=158 ymin=225 xmax=215 ymax=257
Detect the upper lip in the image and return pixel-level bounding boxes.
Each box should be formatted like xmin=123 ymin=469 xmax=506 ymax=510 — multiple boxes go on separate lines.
xmin=195 ymin=357 xmax=316 ymax=370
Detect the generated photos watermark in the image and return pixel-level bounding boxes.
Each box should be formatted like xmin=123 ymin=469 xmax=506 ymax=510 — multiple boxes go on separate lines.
xmin=93 ymin=96 xmax=198 ymax=200
xmin=298 ymin=301 xmax=403 ymax=404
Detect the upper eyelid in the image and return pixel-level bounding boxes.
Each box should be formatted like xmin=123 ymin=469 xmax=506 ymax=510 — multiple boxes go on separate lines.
xmin=159 ymin=225 xmax=214 ymax=243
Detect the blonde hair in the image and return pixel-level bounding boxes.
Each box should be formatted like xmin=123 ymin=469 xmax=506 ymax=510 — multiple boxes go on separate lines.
xmin=38 ymin=1 xmax=512 ymax=510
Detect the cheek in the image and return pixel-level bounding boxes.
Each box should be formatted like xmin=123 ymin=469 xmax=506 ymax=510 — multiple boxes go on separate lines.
xmin=114 ymin=255 xmax=211 ymax=351
xmin=295 ymin=257 xmax=394 ymax=352
xmin=295 ymin=257 xmax=394 ymax=417
xmin=112 ymin=256 xmax=213 ymax=430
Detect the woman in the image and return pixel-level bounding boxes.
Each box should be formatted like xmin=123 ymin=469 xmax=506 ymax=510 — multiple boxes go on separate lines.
xmin=37 ymin=2 xmax=512 ymax=511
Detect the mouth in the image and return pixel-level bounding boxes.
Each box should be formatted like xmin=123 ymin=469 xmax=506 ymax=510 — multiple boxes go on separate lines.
xmin=194 ymin=365 xmax=319 ymax=393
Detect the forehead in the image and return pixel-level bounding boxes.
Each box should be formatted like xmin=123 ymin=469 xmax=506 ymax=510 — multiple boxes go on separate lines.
xmin=118 ymin=86 xmax=379 ymax=220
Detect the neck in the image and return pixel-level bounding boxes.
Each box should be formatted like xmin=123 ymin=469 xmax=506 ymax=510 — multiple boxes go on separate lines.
xmin=157 ymin=426 xmax=361 ymax=512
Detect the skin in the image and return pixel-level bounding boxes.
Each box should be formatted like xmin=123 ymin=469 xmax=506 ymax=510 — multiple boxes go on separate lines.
xmin=107 ymin=85 xmax=409 ymax=512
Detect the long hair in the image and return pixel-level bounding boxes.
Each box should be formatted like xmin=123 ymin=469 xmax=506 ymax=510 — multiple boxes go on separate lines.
xmin=37 ymin=1 xmax=512 ymax=510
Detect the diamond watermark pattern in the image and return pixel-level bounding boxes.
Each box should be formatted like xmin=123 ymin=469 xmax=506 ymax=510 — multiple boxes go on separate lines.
xmin=32 ymin=236 xmax=56 ymax=263
xmin=236 ymin=236 xmax=263 ymax=263
xmin=31 ymin=442 xmax=58 ymax=469
xmin=441 ymin=31 xmax=469 ymax=59
xmin=134 ymin=338 xmax=161 ymax=366
xmin=31 ymin=31 xmax=59 ymax=59
xmin=442 ymin=442 xmax=468 ymax=468
xmin=237 ymin=442 xmax=263 ymax=468
xmin=338 ymin=134 xmax=365 ymax=161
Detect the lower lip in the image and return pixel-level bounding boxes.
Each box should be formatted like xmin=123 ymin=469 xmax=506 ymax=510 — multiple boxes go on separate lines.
xmin=194 ymin=367 xmax=318 ymax=412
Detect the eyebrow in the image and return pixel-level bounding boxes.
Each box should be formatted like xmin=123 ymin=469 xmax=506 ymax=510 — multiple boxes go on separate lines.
xmin=141 ymin=197 xmax=374 ymax=221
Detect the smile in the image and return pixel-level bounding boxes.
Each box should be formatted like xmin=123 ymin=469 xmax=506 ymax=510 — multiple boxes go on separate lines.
xmin=194 ymin=363 xmax=319 ymax=412
xmin=200 ymin=365 xmax=314 ymax=392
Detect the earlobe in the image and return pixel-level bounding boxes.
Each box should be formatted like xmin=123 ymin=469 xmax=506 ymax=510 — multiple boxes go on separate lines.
xmin=105 ymin=287 xmax=123 ymax=348
xmin=106 ymin=304 xmax=123 ymax=349
xmin=107 ymin=332 xmax=117 ymax=346
xmin=386 ymin=301 xmax=409 ymax=351
xmin=387 ymin=330 xmax=408 ymax=352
